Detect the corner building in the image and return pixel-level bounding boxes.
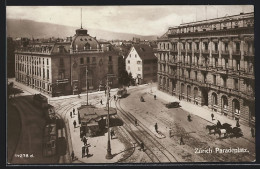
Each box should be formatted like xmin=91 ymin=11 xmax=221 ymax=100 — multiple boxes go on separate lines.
xmin=15 ymin=27 xmax=118 ymax=96
xmin=156 ymin=12 xmax=254 ymax=126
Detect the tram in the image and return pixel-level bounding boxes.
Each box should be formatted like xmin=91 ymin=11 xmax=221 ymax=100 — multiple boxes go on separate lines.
xmin=117 ymin=88 xmax=127 ymax=98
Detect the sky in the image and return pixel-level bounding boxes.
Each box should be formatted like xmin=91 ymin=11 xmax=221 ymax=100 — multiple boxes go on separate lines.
xmin=6 ymin=5 xmax=254 ymax=36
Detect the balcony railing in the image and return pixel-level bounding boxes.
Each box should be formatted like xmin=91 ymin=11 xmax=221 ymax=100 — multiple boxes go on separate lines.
xmin=194 ymin=50 xmax=200 ymax=53
xmin=244 ymin=51 xmax=254 ymax=57
xmin=202 ymin=49 xmax=209 ymax=54
xmin=232 ymin=50 xmax=241 ymax=55
xmin=212 ymin=50 xmax=219 ymax=55
xmin=222 ymin=50 xmax=229 ymax=55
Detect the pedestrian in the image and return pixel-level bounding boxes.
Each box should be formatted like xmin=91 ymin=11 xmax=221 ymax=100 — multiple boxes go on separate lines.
xmin=140 ymin=142 xmax=144 ymax=151
xmin=73 ymin=108 xmax=75 ymax=115
xmin=251 ymin=127 xmax=255 ymax=138
xmin=100 ymin=99 xmax=103 ymax=105
xmin=70 ymin=111 xmax=72 ymax=118
xmin=83 ymin=136 xmax=88 ymax=146
xmin=85 ymin=146 xmax=89 ymax=157
xmin=179 ymin=95 xmax=181 ymax=101
xmin=155 ymin=123 xmax=158 ymax=133
xmin=168 ymin=127 xmax=172 ymax=138
xmin=111 ymin=129 xmax=115 ymax=139
xmin=73 ymin=120 xmax=76 ymax=128
xmin=114 ymin=95 xmax=116 ymax=100
xmin=80 ymin=131 xmax=84 ymax=139
xmin=71 ymin=150 xmax=75 ymax=161
xmin=211 ymin=113 xmax=214 ymax=121
xmin=135 ymin=119 xmax=138 ymax=126
xmin=180 ymin=136 xmax=184 ymax=145
xmin=154 ymin=95 xmax=156 ymax=100
xmin=82 ymin=146 xmax=85 ymax=158
xmin=236 ymin=119 xmax=240 ymax=127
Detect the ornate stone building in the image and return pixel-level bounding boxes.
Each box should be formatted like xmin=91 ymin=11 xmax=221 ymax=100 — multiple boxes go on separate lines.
xmin=156 ymin=12 xmax=254 ymax=126
xmin=15 ymin=27 xmax=118 ymax=96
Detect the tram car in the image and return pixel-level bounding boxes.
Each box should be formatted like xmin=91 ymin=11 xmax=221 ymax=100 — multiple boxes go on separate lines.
xmin=33 ymin=93 xmax=48 ymax=108
xmin=43 ymin=123 xmax=57 ymax=156
xmin=117 ymin=88 xmax=127 ymax=98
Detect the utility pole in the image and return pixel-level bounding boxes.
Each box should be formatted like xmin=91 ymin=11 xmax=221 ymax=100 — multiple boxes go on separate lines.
xmin=86 ymin=66 xmax=88 ymax=105
xmin=105 ymin=75 xmax=113 ymax=159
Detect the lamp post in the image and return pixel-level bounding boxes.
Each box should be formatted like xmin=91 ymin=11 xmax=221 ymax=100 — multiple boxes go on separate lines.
xmin=105 ymin=75 xmax=113 ymax=159
xmin=86 ymin=65 xmax=88 ymax=105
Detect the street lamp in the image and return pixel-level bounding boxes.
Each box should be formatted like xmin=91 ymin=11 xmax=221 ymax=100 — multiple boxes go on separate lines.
xmin=86 ymin=65 xmax=88 ymax=105
xmin=105 ymin=75 xmax=113 ymax=159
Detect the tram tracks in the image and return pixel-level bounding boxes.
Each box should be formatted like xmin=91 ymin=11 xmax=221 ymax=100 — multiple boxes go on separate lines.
xmin=115 ymin=99 xmax=178 ymax=163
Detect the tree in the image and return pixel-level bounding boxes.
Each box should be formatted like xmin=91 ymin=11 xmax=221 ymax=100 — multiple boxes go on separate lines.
xmin=118 ymin=55 xmax=130 ymax=86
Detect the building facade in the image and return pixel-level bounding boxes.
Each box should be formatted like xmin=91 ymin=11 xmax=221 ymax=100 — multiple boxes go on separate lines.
xmin=15 ymin=27 xmax=118 ymax=96
xmin=156 ymin=12 xmax=254 ymax=126
xmin=125 ymin=44 xmax=157 ymax=84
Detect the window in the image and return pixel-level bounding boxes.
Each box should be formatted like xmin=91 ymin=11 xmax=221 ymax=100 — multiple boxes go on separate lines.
xmin=128 ymin=60 xmax=130 ymax=64
xmin=87 ymin=57 xmax=90 ymax=63
xmin=214 ymin=43 xmax=218 ymax=51
xmin=225 ymin=59 xmax=228 ymax=69
xmin=196 ymin=43 xmax=199 ymax=50
xmin=92 ymin=57 xmax=96 ymax=63
xmin=195 ymin=71 xmax=197 ymax=81
xmin=47 ymin=59 xmax=49 ymax=65
xmin=213 ymin=75 xmax=216 ymax=85
xmin=236 ymin=42 xmax=240 ymax=51
xmin=43 ymin=68 xmax=45 ymax=79
xmin=109 ymin=56 xmax=112 ymax=62
xmin=47 ymin=69 xmax=49 ymax=80
xmin=80 ymin=58 xmax=84 ymax=64
xmin=236 ymin=60 xmax=240 ymax=71
xmin=204 ymin=42 xmax=208 ymax=50
xmin=224 ymin=43 xmax=228 ymax=51
xmin=188 ymin=70 xmax=190 ymax=79
xmin=60 ymin=58 xmax=64 ymax=66
xmin=234 ymin=79 xmax=239 ymax=90
xmin=183 ymin=43 xmax=185 ymax=50
xmin=215 ymin=58 xmax=218 ymax=67
xmin=223 ymin=77 xmax=227 ymax=87
xmin=181 ymin=69 xmax=184 ymax=77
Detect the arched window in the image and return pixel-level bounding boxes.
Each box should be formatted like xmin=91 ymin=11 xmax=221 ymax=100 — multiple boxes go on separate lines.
xmin=232 ymin=99 xmax=240 ymax=115
xmin=194 ymin=87 xmax=198 ymax=99
xmin=221 ymin=95 xmax=228 ymax=109
xmin=84 ymin=43 xmax=90 ymax=50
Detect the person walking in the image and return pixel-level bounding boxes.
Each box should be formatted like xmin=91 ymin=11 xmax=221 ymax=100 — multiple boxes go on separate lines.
xmin=100 ymin=99 xmax=103 ymax=105
xmin=85 ymin=146 xmax=89 ymax=157
xmin=251 ymin=127 xmax=255 ymax=138
xmin=110 ymin=129 xmax=115 ymax=139
xmin=154 ymin=95 xmax=156 ymax=100
xmin=70 ymin=111 xmax=72 ymax=118
xmin=83 ymin=136 xmax=88 ymax=146
xmin=73 ymin=120 xmax=77 ymax=128
xmin=71 ymin=150 xmax=75 ymax=161
xmin=168 ymin=127 xmax=172 ymax=138
xmin=82 ymin=146 xmax=85 ymax=158
xmin=236 ymin=119 xmax=240 ymax=127
xmin=73 ymin=108 xmax=75 ymax=115
xmin=180 ymin=136 xmax=185 ymax=145
xmin=114 ymin=95 xmax=116 ymax=100
xmin=135 ymin=119 xmax=138 ymax=126
xmin=155 ymin=123 xmax=158 ymax=133
xmin=140 ymin=142 xmax=145 ymax=151
xmin=211 ymin=113 xmax=214 ymax=121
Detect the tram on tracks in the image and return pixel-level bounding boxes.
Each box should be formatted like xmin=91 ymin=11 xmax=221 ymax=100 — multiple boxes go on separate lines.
xmin=117 ymin=88 xmax=127 ymax=98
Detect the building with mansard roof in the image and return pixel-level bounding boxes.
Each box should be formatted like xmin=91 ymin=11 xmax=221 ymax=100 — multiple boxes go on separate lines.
xmin=15 ymin=26 xmax=119 ymax=96
xmin=156 ymin=12 xmax=254 ymax=126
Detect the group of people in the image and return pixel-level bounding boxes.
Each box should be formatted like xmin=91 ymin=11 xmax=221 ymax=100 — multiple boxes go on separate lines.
xmin=70 ymin=108 xmax=76 ymax=118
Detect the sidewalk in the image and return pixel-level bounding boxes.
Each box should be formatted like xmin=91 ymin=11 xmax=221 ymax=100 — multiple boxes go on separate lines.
xmin=66 ymin=93 xmax=130 ymax=163
xmin=147 ymin=86 xmax=255 ymax=143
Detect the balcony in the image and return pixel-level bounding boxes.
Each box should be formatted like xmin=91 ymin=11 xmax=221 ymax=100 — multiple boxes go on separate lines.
xmin=222 ymin=50 xmax=229 ymax=55
xmin=194 ymin=50 xmax=200 ymax=54
xmin=212 ymin=50 xmax=219 ymax=55
xmin=202 ymin=49 xmax=209 ymax=54
xmin=232 ymin=50 xmax=241 ymax=56
xmin=187 ymin=49 xmax=192 ymax=53
xmin=244 ymin=51 xmax=254 ymax=57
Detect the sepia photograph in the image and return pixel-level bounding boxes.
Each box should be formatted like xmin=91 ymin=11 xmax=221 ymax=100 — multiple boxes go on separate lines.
xmin=6 ymin=5 xmax=255 ymax=164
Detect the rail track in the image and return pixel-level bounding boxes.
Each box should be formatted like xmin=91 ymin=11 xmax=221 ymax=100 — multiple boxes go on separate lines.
xmin=114 ymin=98 xmax=178 ymax=163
